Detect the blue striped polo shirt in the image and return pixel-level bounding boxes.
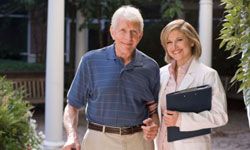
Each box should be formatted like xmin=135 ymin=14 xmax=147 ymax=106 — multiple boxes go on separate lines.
xmin=67 ymin=44 xmax=160 ymax=127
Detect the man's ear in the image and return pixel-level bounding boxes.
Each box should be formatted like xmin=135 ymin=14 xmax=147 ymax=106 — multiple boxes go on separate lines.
xmin=110 ymin=27 xmax=115 ymax=40
xmin=139 ymin=32 xmax=143 ymax=41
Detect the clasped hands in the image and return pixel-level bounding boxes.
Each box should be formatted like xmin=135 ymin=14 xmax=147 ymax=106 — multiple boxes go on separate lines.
xmin=142 ymin=110 xmax=179 ymax=141
xmin=141 ymin=118 xmax=159 ymax=141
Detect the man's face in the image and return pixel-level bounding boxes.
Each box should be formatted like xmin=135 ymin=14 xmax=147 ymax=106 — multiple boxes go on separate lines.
xmin=110 ymin=18 xmax=143 ymax=54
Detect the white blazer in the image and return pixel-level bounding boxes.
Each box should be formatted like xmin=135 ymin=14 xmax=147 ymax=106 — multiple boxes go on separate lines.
xmin=156 ymin=59 xmax=228 ymax=150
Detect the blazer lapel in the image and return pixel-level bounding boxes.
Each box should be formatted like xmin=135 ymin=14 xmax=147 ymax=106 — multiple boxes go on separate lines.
xmin=178 ymin=73 xmax=194 ymax=90
xmin=177 ymin=58 xmax=200 ymax=91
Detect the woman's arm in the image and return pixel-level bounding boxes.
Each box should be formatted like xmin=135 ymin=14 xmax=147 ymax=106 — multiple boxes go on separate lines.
xmin=179 ymin=71 xmax=228 ymax=131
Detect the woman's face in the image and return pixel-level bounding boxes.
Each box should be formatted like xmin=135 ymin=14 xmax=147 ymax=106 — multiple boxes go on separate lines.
xmin=166 ymin=29 xmax=193 ymax=66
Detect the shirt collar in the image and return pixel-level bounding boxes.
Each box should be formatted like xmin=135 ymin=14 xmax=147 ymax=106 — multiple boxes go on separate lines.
xmin=106 ymin=44 xmax=117 ymax=60
xmin=132 ymin=50 xmax=143 ymax=67
xmin=105 ymin=44 xmax=143 ymax=67
xmin=169 ymin=57 xmax=193 ymax=75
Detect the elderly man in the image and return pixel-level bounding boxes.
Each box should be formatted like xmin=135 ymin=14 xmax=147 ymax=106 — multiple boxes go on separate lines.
xmin=62 ymin=5 xmax=160 ymax=150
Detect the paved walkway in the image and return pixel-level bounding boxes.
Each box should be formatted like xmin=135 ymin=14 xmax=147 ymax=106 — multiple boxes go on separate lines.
xmin=34 ymin=100 xmax=250 ymax=150
xmin=211 ymin=101 xmax=250 ymax=150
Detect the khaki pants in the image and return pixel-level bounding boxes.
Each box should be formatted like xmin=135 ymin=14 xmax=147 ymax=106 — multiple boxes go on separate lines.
xmin=81 ymin=129 xmax=154 ymax=150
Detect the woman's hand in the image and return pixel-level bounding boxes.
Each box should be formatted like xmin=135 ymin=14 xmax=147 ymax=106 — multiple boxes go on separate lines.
xmin=163 ymin=110 xmax=179 ymax=127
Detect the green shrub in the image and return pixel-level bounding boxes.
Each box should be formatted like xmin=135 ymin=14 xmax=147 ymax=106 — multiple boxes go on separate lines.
xmin=0 ymin=76 xmax=43 ymax=150
xmin=219 ymin=0 xmax=250 ymax=105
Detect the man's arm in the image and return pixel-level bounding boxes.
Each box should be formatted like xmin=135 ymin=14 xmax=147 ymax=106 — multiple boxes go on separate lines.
xmin=62 ymin=103 xmax=81 ymax=150
xmin=147 ymin=101 xmax=159 ymax=126
xmin=150 ymin=112 xmax=159 ymax=126
xmin=141 ymin=102 xmax=159 ymax=141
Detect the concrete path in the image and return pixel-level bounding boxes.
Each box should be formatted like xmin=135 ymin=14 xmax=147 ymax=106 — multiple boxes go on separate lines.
xmin=211 ymin=101 xmax=250 ymax=150
xmin=34 ymin=100 xmax=250 ymax=150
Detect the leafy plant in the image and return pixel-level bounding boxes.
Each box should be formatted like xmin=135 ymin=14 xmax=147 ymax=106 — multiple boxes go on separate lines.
xmin=161 ymin=0 xmax=183 ymax=21
xmin=0 ymin=76 xmax=43 ymax=150
xmin=219 ymin=0 xmax=250 ymax=106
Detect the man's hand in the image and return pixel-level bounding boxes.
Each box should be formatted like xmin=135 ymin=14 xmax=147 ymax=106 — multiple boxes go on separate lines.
xmin=141 ymin=118 xmax=159 ymax=141
xmin=62 ymin=132 xmax=80 ymax=150
xmin=63 ymin=104 xmax=81 ymax=150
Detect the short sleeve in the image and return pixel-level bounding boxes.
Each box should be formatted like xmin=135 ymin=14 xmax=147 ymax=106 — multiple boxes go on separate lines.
xmin=67 ymin=56 xmax=90 ymax=109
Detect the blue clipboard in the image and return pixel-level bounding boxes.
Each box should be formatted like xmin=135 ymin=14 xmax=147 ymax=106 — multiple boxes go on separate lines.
xmin=166 ymin=85 xmax=212 ymax=142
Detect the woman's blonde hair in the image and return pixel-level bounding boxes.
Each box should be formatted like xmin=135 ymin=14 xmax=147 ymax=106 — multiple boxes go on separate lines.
xmin=160 ymin=19 xmax=202 ymax=63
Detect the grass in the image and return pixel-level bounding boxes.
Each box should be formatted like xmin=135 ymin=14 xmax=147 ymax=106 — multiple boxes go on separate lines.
xmin=0 ymin=59 xmax=45 ymax=72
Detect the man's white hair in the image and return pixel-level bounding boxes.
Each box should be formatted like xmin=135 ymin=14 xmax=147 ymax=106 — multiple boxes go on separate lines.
xmin=111 ymin=5 xmax=144 ymax=32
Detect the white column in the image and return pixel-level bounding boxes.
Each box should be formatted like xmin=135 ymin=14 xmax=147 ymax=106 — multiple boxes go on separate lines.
xmin=75 ymin=10 xmax=88 ymax=71
xmin=199 ymin=0 xmax=213 ymax=67
xmin=243 ymin=89 xmax=250 ymax=127
xmin=247 ymin=104 xmax=250 ymax=128
xmin=44 ymin=0 xmax=65 ymax=149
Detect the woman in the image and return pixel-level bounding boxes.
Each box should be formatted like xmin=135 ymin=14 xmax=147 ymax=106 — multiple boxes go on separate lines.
xmin=156 ymin=19 xmax=228 ymax=150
